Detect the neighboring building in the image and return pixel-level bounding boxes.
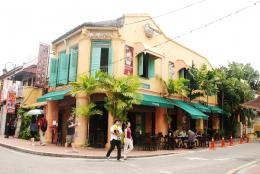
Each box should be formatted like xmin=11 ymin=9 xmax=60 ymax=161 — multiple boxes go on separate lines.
xmin=0 ymin=66 xmax=22 ymax=135
xmin=38 ymin=14 xmax=223 ymax=147
xmin=241 ymin=92 xmax=260 ymax=134
xmin=13 ymin=60 xmax=45 ymax=108
xmin=0 ymin=60 xmax=45 ymax=136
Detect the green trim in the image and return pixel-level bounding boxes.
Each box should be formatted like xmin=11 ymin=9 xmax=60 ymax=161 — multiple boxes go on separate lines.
xmin=191 ymin=102 xmax=211 ymax=113
xmin=169 ymin=99 xmax=208 ymax=120
xmin=148 ymin=57 xmax=155 ymax=78
xmin=138 ymin=54 xmax=144 ymax=76
xmin=140 ymin=94 xmax=173 ymax=108
xmin=48 ymin=58 xmax=58 ymax=87
xmin=208 ymin=105 xmax=226 ymax=114
xmin=37 ymin=88 xmax=72 ymax=102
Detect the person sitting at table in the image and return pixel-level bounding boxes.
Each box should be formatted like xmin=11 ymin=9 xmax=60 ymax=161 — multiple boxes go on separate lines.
xmin=173 ymin=129 xmax=181 ymax=148
xmin=179 ymin=128 xmax=187 ymax=137
xmin=185 ymin=130 xmax=196 ymax=149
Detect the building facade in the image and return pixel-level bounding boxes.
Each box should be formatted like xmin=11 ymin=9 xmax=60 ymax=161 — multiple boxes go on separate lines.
xmin=0 ymin=60 xmax=44 ymax=136
xmin=38 ymin=14 xmax=223 ymax=147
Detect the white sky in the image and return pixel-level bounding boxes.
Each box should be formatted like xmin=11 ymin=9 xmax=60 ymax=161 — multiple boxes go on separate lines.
xmin=0 ymin=0 xmax=260 ymax=74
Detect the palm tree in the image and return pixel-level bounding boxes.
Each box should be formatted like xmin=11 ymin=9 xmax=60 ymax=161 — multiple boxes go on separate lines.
xmin=70 ymin=74 xmax=102 ymax=144
xmin=96 ymin=72 xmax=142 ymax=121
xmin=164 ymin=78 xmax=190 ymax=99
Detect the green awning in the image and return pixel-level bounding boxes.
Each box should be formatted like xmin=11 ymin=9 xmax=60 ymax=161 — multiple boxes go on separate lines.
xmin=37 ymin=88 xmax=72 ymax=102
xmin=208 ymin=105 xmax=226 ymax=114
xmin=141 ymin=94 xmax=173 ymax=108
xmin=191 ymin=102 xmax=211 ymax=113
xmin=169 ymin=99 xmax=208 ymax=120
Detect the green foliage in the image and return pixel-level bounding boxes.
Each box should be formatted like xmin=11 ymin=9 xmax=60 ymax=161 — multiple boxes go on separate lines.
xmin=73 ymin=103 xmax=103 ymax=118
xmin=215 ymin=62 xmax=258 ymax=132
xmin=71 ymin=72 xmax=142 ymax=122
xmin=166 ymin=78 xmax=190 ymax=98
xmin=19 ymin=110 xmax=38 ymax=140
xmin=96 ymin=72 xmax=142 ymax=121
xmin=70 ymin=75 xmax=99 ymax=97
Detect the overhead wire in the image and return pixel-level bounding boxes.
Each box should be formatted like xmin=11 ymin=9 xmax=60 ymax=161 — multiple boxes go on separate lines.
xmin=59 ymin=0 xmax=260 ymax=77
xmin=125 ymin=0 xmax=208 ymax=25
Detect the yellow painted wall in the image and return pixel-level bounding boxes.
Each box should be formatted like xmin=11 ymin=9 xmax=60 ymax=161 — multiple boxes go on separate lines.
xmin=52 ymin=14 xmax=217 ymax=105
xmin=254 ymin=115 xmax=260 ymax=131
xmin=22 ymin=86 xmax=43 ymax=106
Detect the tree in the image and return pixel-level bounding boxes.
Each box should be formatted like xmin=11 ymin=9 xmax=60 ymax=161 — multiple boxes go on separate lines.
xmin=214 ymin=62 xmax=258 ymax=136
xmin=166 ymin=78 xmax=190 ymax=98
xmin=187 ymin=63 xmax=204 ymax=101
xmin=96 ymin=72 xmax=142 ymax=121
xmin=188 ymin=63 xmax=218 ymax=103
xmin=70 ymin=74 xmax=102 ymax=143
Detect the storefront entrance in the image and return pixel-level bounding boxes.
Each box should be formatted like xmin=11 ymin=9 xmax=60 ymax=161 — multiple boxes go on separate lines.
xmin=127 ymin=105 xmax=156 ymax=143
xmin=89 ymin=102 xmax=108 ymax=148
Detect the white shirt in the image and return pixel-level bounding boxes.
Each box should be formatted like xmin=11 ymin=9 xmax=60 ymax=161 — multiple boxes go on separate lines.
xmin=110 ymin=125 xmax=122 ymax=141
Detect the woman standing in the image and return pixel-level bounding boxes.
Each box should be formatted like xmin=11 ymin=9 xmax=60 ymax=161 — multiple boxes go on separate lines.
xmin=30 ymin=115 xmax=38 ymax=145
xmin=124 ymin=121 xmax=133 ymax=160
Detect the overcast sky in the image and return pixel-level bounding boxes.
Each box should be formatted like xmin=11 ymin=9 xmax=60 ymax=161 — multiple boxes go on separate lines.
xmin=0 ymin=0 xmax=259 ymax=74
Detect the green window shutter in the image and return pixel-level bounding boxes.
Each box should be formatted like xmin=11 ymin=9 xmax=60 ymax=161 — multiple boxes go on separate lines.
xmin=58 ymin=53 xmax=69 ymax=84
xmin=179 ymin=69 xmax=185 ymax=78
xmin=138 ymin=54 xmax=144 ymax=76
xmin=148 ymin=57 xmax=155 ymax=78
xmin=108 ymin=47 xmax=113 ymax=75
xmin=91 ymin=47 xmax=101 ymax=76
xmin=69 ymin=48 xmax=78 ymax=82
xmin=48 ymin=58 xmax=58 ymax=87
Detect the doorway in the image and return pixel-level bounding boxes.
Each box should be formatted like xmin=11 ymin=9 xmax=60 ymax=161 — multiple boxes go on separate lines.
xmin=89 ymin=102 xmax=108 ymax=148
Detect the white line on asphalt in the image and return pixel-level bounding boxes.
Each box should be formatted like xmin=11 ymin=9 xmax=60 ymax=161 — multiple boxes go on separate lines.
xmin=186 ymin=157 xmax=208 ymax=160
xmin=214 ymin=158 xmax=231 ymax=161
xmin=159 ymin=170 xmax=172 ymax=174
xmin=226 ymin=160 xmax=259 ymax=174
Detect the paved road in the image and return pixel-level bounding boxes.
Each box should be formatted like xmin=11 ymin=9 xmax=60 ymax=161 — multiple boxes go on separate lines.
xmin=0 ymin=142 xmax=260 ymax=174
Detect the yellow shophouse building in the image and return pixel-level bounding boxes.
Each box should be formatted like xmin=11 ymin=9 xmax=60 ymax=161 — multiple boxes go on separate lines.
xmin=38 ymin=14 xmax=224 ymax=147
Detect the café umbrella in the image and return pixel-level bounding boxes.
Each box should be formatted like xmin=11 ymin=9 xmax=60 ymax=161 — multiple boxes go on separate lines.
xmin=27 ymin=109 xmax=44 ymax=116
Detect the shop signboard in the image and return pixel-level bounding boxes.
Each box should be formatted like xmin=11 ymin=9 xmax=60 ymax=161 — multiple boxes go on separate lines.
xmin=35 ymin=43 xmax=50 ymax=88
xmin=124 ymin=45 xmax=133 ymax=75
xmin=6 ymin=91 xmax=16 ymax=114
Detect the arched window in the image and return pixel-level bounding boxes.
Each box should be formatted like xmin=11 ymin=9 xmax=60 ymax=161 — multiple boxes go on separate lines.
xmin=178 ymin=68 xmax=189 ymax=79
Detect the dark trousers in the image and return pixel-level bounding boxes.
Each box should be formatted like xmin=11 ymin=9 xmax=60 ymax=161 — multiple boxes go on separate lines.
xmin=106 ymin=139 xmax=121 ymax=160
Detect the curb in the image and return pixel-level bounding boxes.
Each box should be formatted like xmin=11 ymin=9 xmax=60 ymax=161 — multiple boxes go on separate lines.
xmin=0 ymin=142 xmax=179 ymax=159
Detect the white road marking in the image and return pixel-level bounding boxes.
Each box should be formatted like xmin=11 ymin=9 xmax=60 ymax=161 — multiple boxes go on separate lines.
xmin=159 ymin=170 xmax=172 ymax=174
xmin=226 ymin=160 xmax=259 ymax=174
xmin=214 ymin=158 xmax=231 ymax=161
xmin=186 ymin=157 xmax=208 ymax=160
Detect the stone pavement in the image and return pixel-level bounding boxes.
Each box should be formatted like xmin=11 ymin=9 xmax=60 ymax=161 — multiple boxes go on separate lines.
xmin=0 ymin=136 xmax=192 ymax=159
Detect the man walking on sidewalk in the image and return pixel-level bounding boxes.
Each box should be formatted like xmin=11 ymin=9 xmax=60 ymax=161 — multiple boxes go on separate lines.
xmin=38 ymin=115 xmax=48 ymax=146
xmin=106 ymin=119 xmax=123 ymax=161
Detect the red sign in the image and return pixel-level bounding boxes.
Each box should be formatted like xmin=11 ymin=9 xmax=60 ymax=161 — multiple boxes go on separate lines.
xmin=6 ymin=91 xmax=16 ymax=114
xmin=124 ymin=45 xmax=133 ymax=75
xmin=35 ymin=43 xmax=50 ymax=88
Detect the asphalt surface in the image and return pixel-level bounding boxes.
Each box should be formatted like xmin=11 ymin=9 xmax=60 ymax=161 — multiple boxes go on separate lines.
xmin=0 ymin=142 xmax=260 ymax=174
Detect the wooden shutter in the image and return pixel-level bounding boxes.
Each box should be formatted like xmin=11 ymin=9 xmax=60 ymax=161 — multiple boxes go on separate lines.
xmin=69 ymin=48 xmax=78 ymax=82
xmin=179 ymin=69 xmax=185 ymax=78
xmin=91 ymin=47 xmax=101 ymax=76
xmin=58 ymin=53 xmax=69 ymax=84
xmin=48 ymin=58 xmax=58 ymax=87
xmin=138 ymin=54 xmax=144 ymax=76
xmin=148 ymin=57 xmax=155 ymax=78
xmin=108 ymin=47 xmax=113 ymax=75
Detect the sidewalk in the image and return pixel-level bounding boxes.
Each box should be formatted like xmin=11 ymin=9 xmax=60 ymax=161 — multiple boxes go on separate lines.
xmin=1 ymin=136 xmax=256 ymax=159
xmin=0 ymin=136 xmax=192 ymax=159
